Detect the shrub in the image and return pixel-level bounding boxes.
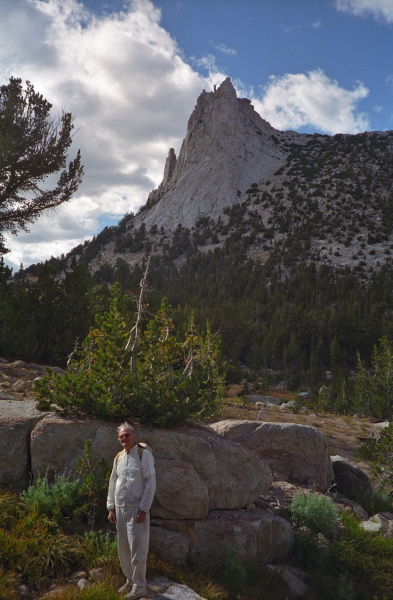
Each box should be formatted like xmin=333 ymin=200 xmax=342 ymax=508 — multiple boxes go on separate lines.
xmin=21 ymin=440 xmax=111 ymax=527
xmin=290 ymin=492 xmax=339 ymax=537
xmin=73 ymin=440 xmax=111 ymax=526
xmin=292 ymin=514 xmax=393 ymax=599
xmin=208 ymin=547 xmax=288 ymax=600
xmin=35 ymin=285 xmax=225 ymax=427
xmin=20 ymin=474 xmax=80 ymax=527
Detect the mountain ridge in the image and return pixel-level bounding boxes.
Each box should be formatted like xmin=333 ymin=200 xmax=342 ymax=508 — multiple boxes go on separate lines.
xmin=21 ymin=78 xmax=393 ymax=280
xmin=135 ymin=77 xmax=291 ymax=230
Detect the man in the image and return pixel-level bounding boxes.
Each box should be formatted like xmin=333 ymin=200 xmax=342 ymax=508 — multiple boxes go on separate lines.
xmin=107 ymin=422 xmax=156 ymax=599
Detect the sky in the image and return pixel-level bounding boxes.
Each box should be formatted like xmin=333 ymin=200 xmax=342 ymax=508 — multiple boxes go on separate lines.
xmin=1 ymin=0 xmax=393 ymax=272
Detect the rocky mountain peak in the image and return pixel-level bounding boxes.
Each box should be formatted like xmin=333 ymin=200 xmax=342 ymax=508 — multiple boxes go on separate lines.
xmin=137 ymin=78 xmax=289 ymax=230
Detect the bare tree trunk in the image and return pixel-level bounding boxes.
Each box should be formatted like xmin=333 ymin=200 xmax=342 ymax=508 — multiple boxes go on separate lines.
xmin=125 ymin=252 xmax=152 ymax=373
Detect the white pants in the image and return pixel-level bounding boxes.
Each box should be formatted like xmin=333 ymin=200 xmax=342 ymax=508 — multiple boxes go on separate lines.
xmin=115 ymin=505 xmax=150 ymax=588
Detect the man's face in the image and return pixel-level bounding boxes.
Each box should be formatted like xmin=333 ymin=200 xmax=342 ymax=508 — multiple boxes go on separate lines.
xmin=118 ymin=428 xmax=136 ymax=451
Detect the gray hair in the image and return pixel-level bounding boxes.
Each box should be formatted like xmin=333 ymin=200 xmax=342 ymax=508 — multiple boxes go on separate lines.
xmin=117 ymin=421 xmax=135 ymax=435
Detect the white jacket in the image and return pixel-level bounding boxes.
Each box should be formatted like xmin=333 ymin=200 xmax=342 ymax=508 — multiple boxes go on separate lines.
xmin=107 ymin=444 xmax=156 ymax=513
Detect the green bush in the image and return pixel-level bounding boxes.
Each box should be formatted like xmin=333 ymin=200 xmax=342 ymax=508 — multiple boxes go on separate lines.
xmin=20 ymin=440 xmax=111 ymax=527
xmin=292 ymin=514 xmax=393 ymax=599
xmin=35 ymin=285 xmax=225 ymax=427
xmin=73 ymin=440 xmax=111 ymax=526
xmin=20 ymin=474 xmax=80 ymax=526
xmin=290 ymin=492 xmax=339 ymax=537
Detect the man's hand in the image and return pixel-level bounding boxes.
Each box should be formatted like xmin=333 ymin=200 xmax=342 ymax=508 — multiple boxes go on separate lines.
xmin=108 ymin=509 xmax=116 ymax=524
xmin=136 ymin=510 xmax=147 ymax=523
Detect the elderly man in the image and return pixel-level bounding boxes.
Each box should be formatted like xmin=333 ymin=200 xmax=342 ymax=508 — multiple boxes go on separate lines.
xmin=107 ymin=422 xmax=156 ymax=599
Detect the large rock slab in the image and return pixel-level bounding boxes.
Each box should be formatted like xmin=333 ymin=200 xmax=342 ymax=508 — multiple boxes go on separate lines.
xmin=30 ymin=417 xmax=272 ymax=515
xmin=30 ymin=417 xmax=119 ymax=481
xmin=152 ymin=508 xmax=294 ymax=565
xmin=148 ymin=576 xmax=208 ymax=600
xmin=136 ymin=425 xmax=273 ymax=510
xmin=209 ymin=419 xmax=260 ymax=441
xmin=331 ymin=455 xmax=372 ymax=494
xmin=210 ymin=420 xmax=333 ymax=490
xmin=0 ymin=400 xmax=48 ymax=490
xmin=153 ymin=458 xmax=209 ymax=519
xmin=150 ymin=527 xmax=190 ymax=567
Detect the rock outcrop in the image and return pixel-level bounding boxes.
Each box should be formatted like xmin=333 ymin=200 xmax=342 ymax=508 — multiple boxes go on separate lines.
xmin=0 ymin=400 xmax=51 ymax=490
xmin=209 ymin=420 xmax=333 ymax=490
xmin=30 ymin=417 xmax=272 ymax=517
xmin=137 ymin=78 xmax=289 ymax=230
xmin=152 ymin=508 xmax=294 ymax=565
xmin=331 ymin=455 xmax=372 ymax=494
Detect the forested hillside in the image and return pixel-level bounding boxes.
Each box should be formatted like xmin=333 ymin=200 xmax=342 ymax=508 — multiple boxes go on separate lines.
xmin=2 ymin=235 xmax=393 ymax=391
xmin=2 ymin=81 xmax=393 ymax=393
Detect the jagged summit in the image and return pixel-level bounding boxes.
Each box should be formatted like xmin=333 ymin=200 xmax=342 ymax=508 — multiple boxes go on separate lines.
xmin=136 ymin=78 xmax=291 ymax=230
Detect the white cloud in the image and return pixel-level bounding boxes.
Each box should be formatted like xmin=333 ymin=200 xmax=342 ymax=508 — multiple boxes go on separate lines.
xmin=282 ymin=24 xmax=301 ymax=33
xmin=1 ymin=0 xmax=216 ymax=270
xmin=335 ymin=0 xmax=393 ymax=24
xmin=213 ymin=43 xmax=237 ymax=56
xmin=0 ymin=1 xmax=374 ymax=271
xmin=311 ymin=19 xmax=322 ymax=28
xmin=251 ymin=69 xmax=370 ymax=134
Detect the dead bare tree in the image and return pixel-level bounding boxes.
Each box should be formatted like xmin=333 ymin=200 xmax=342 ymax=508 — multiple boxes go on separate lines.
xmin=125 ymin=252 xmax=152 ymax=372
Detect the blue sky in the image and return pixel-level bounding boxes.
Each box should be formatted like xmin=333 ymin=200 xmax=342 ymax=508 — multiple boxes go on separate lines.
xmin=157 ymin=0 xmax=393 ymax=133
xmin=1 ymin=0 xmax=393 ymax=271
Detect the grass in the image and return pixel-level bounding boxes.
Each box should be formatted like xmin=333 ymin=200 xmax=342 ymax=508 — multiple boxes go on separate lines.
xmin=33 ymin=582 xmax=123 ymax=600
xmin=0 ymin=491 xmax=119 ymax=596
xmin=0 ymin=490 xmax=290 ymax=600
xmin=292 ymin=514 xmax=393 ymax=600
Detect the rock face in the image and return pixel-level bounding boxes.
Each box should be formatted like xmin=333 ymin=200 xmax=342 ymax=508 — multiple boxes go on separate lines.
xmin=150 ymin=527 xmax=190 ymax=567
xmin=152 ymin=508 xmax=294 ymax=565
xmin=209 ymin=420 xmax=333 ymax=491
xmin=137 ymin=78 xmax=288 ymax=231
xmin=0 ymin=400 xmax=50 ymax=490
xmin=153 ymin=458 xmax=209 ymax=519
xmin=30 ymin=417 xmax=272 ymax=518
xmin=331 ymin=455 xmax=372 ymax=494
